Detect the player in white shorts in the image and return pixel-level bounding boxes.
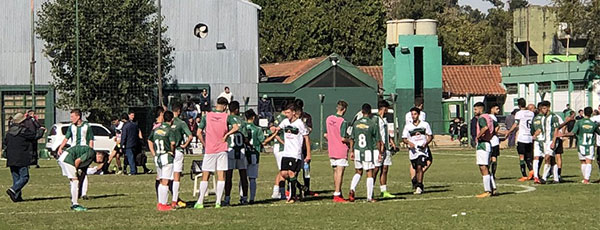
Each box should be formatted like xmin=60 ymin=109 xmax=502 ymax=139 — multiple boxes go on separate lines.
xmin=170 ymin=103 xmax=194 ymax=208
xmin=559 ymin=107 xmax=599 ymax=184
xmin=473 ymin=102 xmax=497 ymax=198
xmin=148 ymin=111 xmax=176 ymax=211
xmin=373 ymin=100 xmax=396 ymax=198
xmin=268 ymin=111 xmax=287 ymax=199
xmin=58 ymin=145 xmax=103 ymax=212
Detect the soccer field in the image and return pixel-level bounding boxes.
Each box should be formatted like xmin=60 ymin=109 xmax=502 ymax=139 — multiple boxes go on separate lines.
xmin=1 ymin=148 xmax=598 ymax=229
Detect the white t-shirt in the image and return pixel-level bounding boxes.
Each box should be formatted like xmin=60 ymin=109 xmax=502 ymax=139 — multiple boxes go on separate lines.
xmin=514 ymin=110 xmax=534 ymax=143
xmin=405 ymin=111 xmax=426 ymax=125
xmin=490 ymin=115 xmax=500 ymax=147
xmin=278 ymin=118 xmax=309 ymax=159
xmin=217 ymin=92 xmax=233 ymax=103
xmin=590 ymin=115 xmax=600 ymax=146
xmin=402 ymin=121 xmax=432 ymax=160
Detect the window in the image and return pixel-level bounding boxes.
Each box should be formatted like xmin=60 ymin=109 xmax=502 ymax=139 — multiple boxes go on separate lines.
xmin=92 ymin=125 xmax=111 ymax=137
xmin=505 ymin=84 xmax=518 ymax=94
xmin=574 ymin=82 xmax=587 ymax=90
xmin=306 ymin=68 xmax=367 ymax=88
xmin=537 ymin=82 xmax=551 ymax=92
xmin=555 ymin=81 xmax=568 ymax=91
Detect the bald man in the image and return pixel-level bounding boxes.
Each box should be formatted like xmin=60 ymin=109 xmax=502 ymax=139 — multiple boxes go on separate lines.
xmin=503 ymin=98 xmax=535 ymax=181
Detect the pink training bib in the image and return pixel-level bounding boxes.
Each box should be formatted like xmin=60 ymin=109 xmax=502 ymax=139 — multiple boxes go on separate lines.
xmin=204 ymin=112 xmax=229 ymax=154
xmin=326 ymin=115 xmax=348 ymax=159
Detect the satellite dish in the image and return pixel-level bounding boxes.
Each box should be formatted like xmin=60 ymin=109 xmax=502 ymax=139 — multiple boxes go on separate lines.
xmin=194 ymin=23 xmax=208 ymax=38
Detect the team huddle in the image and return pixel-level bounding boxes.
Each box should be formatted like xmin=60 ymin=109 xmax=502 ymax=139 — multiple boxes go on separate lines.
xmin=53 ymin=96 xmax=597 ymax=211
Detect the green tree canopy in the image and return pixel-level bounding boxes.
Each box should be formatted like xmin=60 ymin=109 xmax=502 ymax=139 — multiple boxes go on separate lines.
xmin=37 ymin=0 xmax=173 ymax=122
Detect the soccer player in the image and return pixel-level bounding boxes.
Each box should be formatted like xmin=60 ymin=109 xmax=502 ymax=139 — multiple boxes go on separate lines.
xmin=294 ymin=99 xmax=317 ymax=196
xmin=324 ymin=100 xmax=350 ymax=202
xmin=58 ymin=145 xmax=103 ymax=211
xmin=538 ymin=101 xmax=564 ymax=184
xmin=224 ymin=101 xmax=249 ymax=206
xmin=106 ymin=115 xmax=124 ymax=174
xmin=244 ymin=109 xmax=266 ymax=203
xmin=170 ymin=103 xmax=193 ymax=208
xmin=473 ymin=102 xmax=497 ymax=198
xmin=531 ymin=105 xmax=546 ymax=184
xmin=559 ymin=107 xmax=599 ymax=184
xmin=590 ymin=105 xmax=600 ymax=182
xmin=402 ymin=107 xmax=433 ymax=195
xmin=503 ymin=98 xmax=535 ymax=181
xmin=148 ymin=111 xmax=176 ymax=211
xmin=488 ymin=104 xmax=501 ymax=178
xmin=194 ymin=97 xmax=240 ymax=209
xmin=269 ymin=106 xmax=287 ymax=199
xmin=373 ymin=100 xmax=396 ymax=198
xmin=348 ymin=104 xmax=381 ymax=203
xmin=404 ymin=98 xmax=431 ymax=186
xmin=275 ymin=104 xmax=310 ymax=203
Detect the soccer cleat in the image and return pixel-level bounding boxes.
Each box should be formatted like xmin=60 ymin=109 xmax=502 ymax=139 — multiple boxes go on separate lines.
xmin=582 ymin=179 xmax=590 ymax=184
xmin=348 ymin=190 xmax=356 ymax=202
xmin=381 ymin=191 xmax=396 ymax=198
xmin=491 ymin=189 xmax=498 ymax=196
xmin=476 ymin=192 xmax=491 ymax=198
xmin=157 ymin=203 xmax=173 ymax=211
xmin=413 ymin=187 xmax=423 ymax=195
xmin=528 ymin=171 xmax=534 ymax=180
xmin=534 ymin=178 xmax=543 ymax=184
xmin=193 ymin=203 xmax=204 ymax=209
xmin=214 ymin=204 xmax=222 ymax=209
xmin=367 ymin=199 xmax=377 ymax=203
xmin=285 ymin=190 xmax=290 ymax=199
xmin=332 ymin=196 xmax=348 ymax=203
xmin=177 ymin=200 xmax=187 ymax=208
xmin=305 ymin=191 xmax=319 ymax=197
xmin=240 ymin=198 xmax=248 ymax=205
xmin=286 ymin=199 xmax=296 ymax=204
xmin=71 ymin=205 xmax=88 ymax=212
xmin=171 ymin=202 xmax=178 ymax=209
xmin=517 ymin=177 xmax=528 ymax=182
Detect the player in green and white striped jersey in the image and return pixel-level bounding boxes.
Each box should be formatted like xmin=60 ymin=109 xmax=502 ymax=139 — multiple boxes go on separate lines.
xmin=148 ymin=111 xmax=176 ymax=211
xmin=57 ymin=145 xmax=103 ymax=211
xmin=268 ymin=110 xmax=287 ymax=199
xmin=348 ymin=104 xmax=382 ymax=202
xmin=559 ymin=107 xmax=600 ymax=184
xmin=58 ymin=109 xmax=94 ymax=155
xmin=244 ymin=109 xmax=267 ymax=203
xmin=224 ymin=101 xmax=249 ymax=206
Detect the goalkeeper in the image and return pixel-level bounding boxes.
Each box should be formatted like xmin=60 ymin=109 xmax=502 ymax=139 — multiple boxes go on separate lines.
xmin=58 ymin=145 xmax=104 ymax=211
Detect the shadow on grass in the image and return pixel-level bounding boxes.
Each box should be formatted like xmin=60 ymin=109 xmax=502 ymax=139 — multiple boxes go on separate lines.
xmin=87 ymin=205 xmax=134 ymax=210
xmin=86 ymin=194 xmax=126 ymax=199
xmin=23 ymin=196 xmax=71 ymax=202
xmin=497 ymin=177 xmax=519 ymax=181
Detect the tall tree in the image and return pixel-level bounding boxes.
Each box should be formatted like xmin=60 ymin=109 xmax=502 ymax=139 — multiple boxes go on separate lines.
xmin=37 ymin=0 xmax=173 ymax=122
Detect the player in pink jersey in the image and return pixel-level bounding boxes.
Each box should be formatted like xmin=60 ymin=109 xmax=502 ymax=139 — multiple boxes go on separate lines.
xmin=194 ymin=97 xmax=240 ymax=209
xmin=324 ymin=100 xmax=350 ymax=203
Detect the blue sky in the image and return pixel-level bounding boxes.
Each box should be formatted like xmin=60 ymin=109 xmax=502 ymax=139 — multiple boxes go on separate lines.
xmin=458 ymin=0 xmax=552 ymax=12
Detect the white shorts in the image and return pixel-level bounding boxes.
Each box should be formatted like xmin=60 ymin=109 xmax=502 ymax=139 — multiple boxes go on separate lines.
xmin=375 ymin=150 xmax=392 ymax=167
xmin=578 ymin=146 xmax=595 ymax=160
xmin=330 ymin=158 xmax=349 ymax=167
xmin=157 ymin=163 xmax=174 ymax=180
xmin=543 ymin=142 xmax=556 ymax=157
xmin=58 ymin=152 xmax=78 ymax=179
xmin=273 ymin=144 xmax=283 ymax=170
xmin=476 ymin=142 xmax=491 ymax=166
xmin=354 ymin=160 xmax=375 ymax=170
xmin=533 ymin=142 xmax=544 ymax=158
xmin=173 ymin=149 xmax=184 ymax=173
xmin=228 ymin=149 xmax=247 ymax=170
xmin=202 ymin=152 xmax=228 ymax=172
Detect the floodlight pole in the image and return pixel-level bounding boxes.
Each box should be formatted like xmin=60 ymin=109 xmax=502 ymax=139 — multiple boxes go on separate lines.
xmin=30 ymin=0 xmax=36 ymax=111
xmin=75 ymin=0 xmax=80 ymax=107
xmin=157 ymin=0 xmax=164 ymax=107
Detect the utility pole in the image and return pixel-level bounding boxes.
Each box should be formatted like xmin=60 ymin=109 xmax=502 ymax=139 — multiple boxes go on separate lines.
xmin=30 ymin=0 xmax=36 ymax=111
xmin=506 ymin=29 xmax=511 ymax=66
xmin=157 ymin=0 xmax=164 ymax=106
xmin=75 ymin=0 xmax=81 ymax=107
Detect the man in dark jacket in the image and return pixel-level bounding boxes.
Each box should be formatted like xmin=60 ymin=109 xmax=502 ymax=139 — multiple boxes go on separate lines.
xmin=120 ymin=113 xmax=139 ymax=175
xmin=22 ymin=110 xmax=42 ymax=168
xmin=4 ymin=113 xmax=45 ymax=202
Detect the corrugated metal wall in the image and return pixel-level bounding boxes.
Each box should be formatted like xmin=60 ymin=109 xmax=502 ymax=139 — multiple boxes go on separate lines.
xmin=162 ymin=0 xmax=260 ymax=108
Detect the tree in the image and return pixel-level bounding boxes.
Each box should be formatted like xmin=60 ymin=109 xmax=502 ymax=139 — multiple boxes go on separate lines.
xmin=509 ymin=0 xmax=529 ymax=11
xmin=36 ymin=0 xmax=173 ymax=122
xmin=553 ymin=0 xmax=600 ymax=75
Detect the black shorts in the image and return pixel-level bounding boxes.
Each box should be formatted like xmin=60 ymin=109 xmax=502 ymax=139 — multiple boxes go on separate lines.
xmin=411 ymin=155 xmax=428 ymax=169
xmin=517 ymin=142 xmax=533 ymax=155
xmin=491 ymin=145 xmax=500 ymax=157
xmin=553 ymin=139 xmax=564 ymax=154
xmin=426 ymin=148 xmax=433 ymax=162
xmin=281 ymin=157 xmax=302 ymax=172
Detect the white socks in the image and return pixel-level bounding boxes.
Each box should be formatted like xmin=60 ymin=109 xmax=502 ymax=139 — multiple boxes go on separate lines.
xmin=350 ymin=174 xmax=361 ymax=191
xmin=542 ymin=164 xmax=551 ymax=180
xmin=366 ymin=177 xmax=374 ymax=200
xmin=70 ymin=180 xmax=79 ymax=205
xmin=249 ymin=178 xmax=257 ymax=201
xmin=216 ymin=181 xmax=225 ymax=205
xmin=533 ymin=159 xmax=540 ymax=178
xmin=158 ymin=184 xmax=169 ymax=205
xmin=172 ymin=181 xmax=180 ymax=202
xmin=552 ymin=165 xmax=559 ymax=182
xmin=584 ymin=164 xmax=592 ymax=180
xmin=81 ymin=176 xmax=88 ymax=196
xmin=482 ymin=175 xmax=491 ymax=192
xmin=380 ymin=185 xmax=387 ymax=192
xmin=196 ymin=181 xmax=209 ymax=205
xmin=581 ymin=164 xmax=587 ymax=178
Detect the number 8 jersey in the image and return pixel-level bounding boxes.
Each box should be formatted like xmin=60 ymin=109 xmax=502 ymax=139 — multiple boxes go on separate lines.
xmin=351 ymin=117 xmax=381 ymax=162
xmin=148 ymin=123 xmax=175 ymax=167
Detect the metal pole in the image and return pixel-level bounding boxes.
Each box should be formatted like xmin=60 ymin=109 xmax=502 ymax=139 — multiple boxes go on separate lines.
xmin=157 ymin=0 xmax=164 ymax=107
xmin=319 ymin=94 xmax=324 ymax=150
xmin=75 ymin=0 xmax=80 ymax=107
xmin=30 ymin=0 xmax=36 ymax=111
xmin=566 ymin=35 xmax=571 ymax=108
xmin=466 ymin=94 xmax=472 ymax=147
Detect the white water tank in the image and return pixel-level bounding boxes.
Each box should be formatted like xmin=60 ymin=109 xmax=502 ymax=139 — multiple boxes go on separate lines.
xmin=397 ymin=19 xmax=415 ymax=35
xmin=415 ymin=19 xmax=437 ymax=35
xmin=386 ymin=20 xmax=400 ymax=45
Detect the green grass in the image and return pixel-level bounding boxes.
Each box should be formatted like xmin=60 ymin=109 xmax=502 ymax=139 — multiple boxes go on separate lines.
xmin=1 ymin=148 xmax=599 ymax=229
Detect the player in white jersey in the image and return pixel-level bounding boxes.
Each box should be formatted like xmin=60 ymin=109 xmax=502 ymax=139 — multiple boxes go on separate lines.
xmin=402 ymin=107 xmax=433 ymax=195
xmin=503 ymin=98 xmax=535 ymax=181
xmin=404 ymin=98 xmax=432 ymax=188
xmin=488 ymin=104 xmax=501 ymax=178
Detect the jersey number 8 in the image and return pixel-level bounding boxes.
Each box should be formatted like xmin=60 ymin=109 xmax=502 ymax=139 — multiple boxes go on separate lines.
xmin=358 ymin=134 xmax=367 ymax=148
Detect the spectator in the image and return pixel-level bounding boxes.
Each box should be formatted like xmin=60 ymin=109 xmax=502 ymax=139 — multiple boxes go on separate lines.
xmin=184 ymin=95 xmax=198 ymax=119
xmin=565 ymin=110 xmax=576 ymax=148
xmin=218 ymin=86 xmax=233 ymax=103
xmin=470 ymin=116 xmax=478 ymax=148
xmin=258 ymin=94 xmax=274 ymax=122
xmin=563 ymin=104 xmax=571 ymax=115
xmin=22 ymin=110 xmax=42 ymax=168
xmin=120 ymin=113 xmax=139 ymax=175
xmin=7 ymin=116 xmax=14 ymax=128
xmin=504 ymin=109 xmax=518 ymax=148
xmin=4 ymin=113 xmax=45 ymax=202
xmin=199 ymin=88 xmax=211 ymax=114
xmin=449 ymin=118 xmax=461 ymax=141
xmin=575 ymin=109 xmax=584 ymax=120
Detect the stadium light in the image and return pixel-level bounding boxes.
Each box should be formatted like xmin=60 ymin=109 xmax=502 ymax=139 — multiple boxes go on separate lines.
xmin=458 ymin=51 xmax=473 ymax=65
